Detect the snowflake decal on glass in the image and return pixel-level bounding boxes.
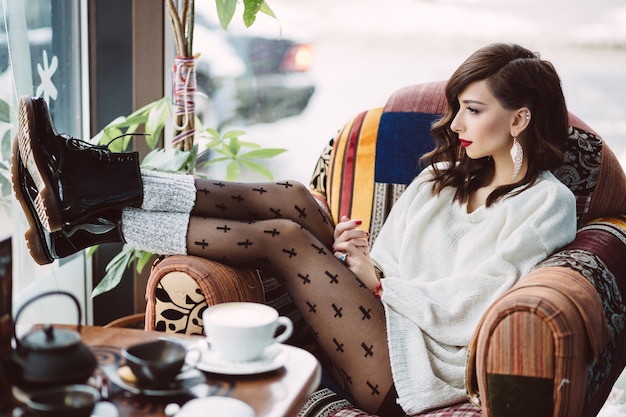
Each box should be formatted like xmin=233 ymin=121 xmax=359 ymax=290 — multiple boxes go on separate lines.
xmin=36 ymin=50 xmax=58 ymax=103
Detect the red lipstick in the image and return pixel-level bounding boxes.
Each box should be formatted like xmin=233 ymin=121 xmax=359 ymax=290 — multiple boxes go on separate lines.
xmin=459 ymin=139 xmax=472 ymax=148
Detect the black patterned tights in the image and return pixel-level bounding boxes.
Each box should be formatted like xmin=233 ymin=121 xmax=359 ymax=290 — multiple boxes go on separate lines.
xmin=185 ymin=178 xmax=397 ymax=415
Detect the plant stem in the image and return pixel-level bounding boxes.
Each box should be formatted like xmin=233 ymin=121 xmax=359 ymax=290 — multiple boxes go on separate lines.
xmin=166 ymin=0 xmax=196 ymax=151
xmin=165 ymin=0 xmax=185 ymax=56
xmin=186 ymin=0 xmax=195 ymax=57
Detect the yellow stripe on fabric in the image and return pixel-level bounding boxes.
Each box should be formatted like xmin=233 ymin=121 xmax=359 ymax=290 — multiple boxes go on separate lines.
xmin=349 ymin=107 xmax=383 ymax=233
xmin=327 ymin=108 xmax=383 ymax=229
xmin=594 ymin=216 xmax=626 ymax=231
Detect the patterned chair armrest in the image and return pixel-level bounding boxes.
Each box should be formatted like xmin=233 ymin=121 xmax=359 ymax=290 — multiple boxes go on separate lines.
xmin=145 ymin=255 xmax=264 ymax=335
xmin=467 ymin=217 xmax=626 ymax=417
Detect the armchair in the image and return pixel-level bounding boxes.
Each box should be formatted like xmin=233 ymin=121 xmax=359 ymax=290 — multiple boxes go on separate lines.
xmin=143 ymin=80 xmax=626 ymax=417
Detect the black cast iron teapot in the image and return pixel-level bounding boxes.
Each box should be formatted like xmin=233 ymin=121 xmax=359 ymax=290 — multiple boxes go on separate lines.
xmin=7 ymin=290 xmax=97 ymax=388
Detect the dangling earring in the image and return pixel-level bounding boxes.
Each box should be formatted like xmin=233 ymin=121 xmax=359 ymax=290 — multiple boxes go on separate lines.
xmin=510 ymin=137 xmax=523 ymax=179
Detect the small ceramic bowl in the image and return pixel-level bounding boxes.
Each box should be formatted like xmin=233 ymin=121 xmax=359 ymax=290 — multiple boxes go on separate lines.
xmin=25 ymin=384 xmax=100 ymax=417
xmin=121 ymin=339 xmax=187 ymax=385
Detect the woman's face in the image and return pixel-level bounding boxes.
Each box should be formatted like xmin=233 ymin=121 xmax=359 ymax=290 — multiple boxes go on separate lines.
xmin=450 ymin=80 xmax=518 ymax=162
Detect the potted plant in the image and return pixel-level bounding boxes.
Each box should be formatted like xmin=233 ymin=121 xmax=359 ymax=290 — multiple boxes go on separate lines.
xmin=89 ymin=0 xmax=287 ymax=297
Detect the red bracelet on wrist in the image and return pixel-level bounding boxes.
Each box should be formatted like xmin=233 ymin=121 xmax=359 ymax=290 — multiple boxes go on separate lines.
xmin=373 ymin=282 xmax=383 ymax=299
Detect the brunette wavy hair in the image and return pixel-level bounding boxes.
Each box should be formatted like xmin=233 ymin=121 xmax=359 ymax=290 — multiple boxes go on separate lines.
xmin=423 ymin=43 xmax=569 ymax=206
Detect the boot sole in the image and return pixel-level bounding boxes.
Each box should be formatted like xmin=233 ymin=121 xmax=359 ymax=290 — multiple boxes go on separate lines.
xmin=11 ymin=137 xmax=54 ymax=265
xmin=17 ymin=96 xmax=63 ymax=232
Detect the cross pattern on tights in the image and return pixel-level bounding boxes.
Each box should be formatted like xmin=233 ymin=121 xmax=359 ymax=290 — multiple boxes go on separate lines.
xmin=183 ymin=179 xmax=395 ymax=414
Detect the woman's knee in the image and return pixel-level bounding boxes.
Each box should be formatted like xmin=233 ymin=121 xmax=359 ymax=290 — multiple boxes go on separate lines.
xmin=284 ymin=181 xmax=316 ymax=206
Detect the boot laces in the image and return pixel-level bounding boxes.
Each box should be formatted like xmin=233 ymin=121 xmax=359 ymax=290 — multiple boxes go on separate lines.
xmin=64 ymin=133 xmax=148 ymax=157
xmin=65 ymin=136 xmax=109 ymax=152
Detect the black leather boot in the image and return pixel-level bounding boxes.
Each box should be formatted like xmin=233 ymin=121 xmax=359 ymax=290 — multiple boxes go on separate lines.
xmin=16 ymin=96 xmax=143 ymax=232
xmin=12 ymin=140 xmax=125 ymax=265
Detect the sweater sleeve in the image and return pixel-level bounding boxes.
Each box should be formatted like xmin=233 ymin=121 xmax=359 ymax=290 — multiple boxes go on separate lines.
xmin=373 ymin=174 xmax=577 ymax=347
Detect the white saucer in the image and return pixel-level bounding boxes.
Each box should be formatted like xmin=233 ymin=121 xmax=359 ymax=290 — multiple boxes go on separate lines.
xmin=186 ymin=342 xmax=288 ymax=375
xmin=175 ymin=397 xmax=255 ymax=417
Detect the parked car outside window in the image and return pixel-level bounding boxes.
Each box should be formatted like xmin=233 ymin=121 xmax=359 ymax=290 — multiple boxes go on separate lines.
xmin=193 ymin=2 xmax=316 ymax=130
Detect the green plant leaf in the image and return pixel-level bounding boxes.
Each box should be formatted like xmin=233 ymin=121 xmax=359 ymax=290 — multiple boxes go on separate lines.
xmin=209 ymin=147 xmax=229 ymax=157
xmin=136 ymin=250 xmax=153 ymax=273
xmin=137 ymin=98 xmax=162 ymax=114
xmin=145 ymin=97 xmax=171 ymax=149
xmin=204 ymin=139 xmax=223 ymax=150
xmin=1 ymin=130 xmax=11 ymax=163
xmin=141 ymin=148 xmax=195 ymax=173
xmin=0 ymin=99 xmax=11 ymax=123
xmin=242 ymin=148 xmax=287 ymax=159
xmin=240 ymin=159 xmax=274 ymax=180
xmin=227 ymin=137 xmax=241 ymax=155
xmin=117 ymin=113 xmax=147 ymax=127
xmin=96 ymin=127 xmax=124 ymax=150
xmin=187 ymin=144 xmax=199 ymax=169
xmin=201 ymin=127 xmax=222 ymax=140
xmin=200 ymin=127 xmax=222 ymax=139
xmin=199 ymin=156 xmax=229 ymax=167
xmin=238 ymin=140 xmax=261 ymax=149
xmin=259 ymin=1 xmax=276 ymax=18
xmin=242 ymin=0 xmax=263 ymax=27
xmin=226 ymin=159 xmax=241 ymax=180
xmin=109 ymin=115 xmax=128 ymax=125
xmin=215 ymin=0 xmax=237 ymax=29
xmin=105 ymin=130 xmax=134 ymax=153
xmin=92 ymin=245 xmax=135 ymax=298
xmin=0 ymin=165 xmax=11 ymax=198
xmin=223 ymin=129 xmax=247 ymax=140
xmin=105 ymin=115 xmax=145 ymax=129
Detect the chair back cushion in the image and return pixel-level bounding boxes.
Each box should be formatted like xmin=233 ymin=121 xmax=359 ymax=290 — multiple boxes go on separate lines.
xmin=309 ymin=80 xmax=626 ymax=244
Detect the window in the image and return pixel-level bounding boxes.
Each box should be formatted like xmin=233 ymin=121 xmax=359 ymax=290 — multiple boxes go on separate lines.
xmin=1 ymin=0 xmax=90 ymax=323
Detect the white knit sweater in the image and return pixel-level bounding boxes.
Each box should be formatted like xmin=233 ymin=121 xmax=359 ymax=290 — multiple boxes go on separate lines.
xmin=371 ymin=167 xmax=577 ymax=414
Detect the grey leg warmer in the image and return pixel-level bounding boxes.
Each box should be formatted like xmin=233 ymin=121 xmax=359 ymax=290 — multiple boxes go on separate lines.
xmin=121 ymin=208 xmax=189 ymax=255
xmin=141 ymin=169 xmax=196 ymax=213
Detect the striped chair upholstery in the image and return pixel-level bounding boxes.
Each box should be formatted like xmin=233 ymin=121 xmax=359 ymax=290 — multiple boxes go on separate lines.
xmin=145 ymin=80 xmax=626 ymax=417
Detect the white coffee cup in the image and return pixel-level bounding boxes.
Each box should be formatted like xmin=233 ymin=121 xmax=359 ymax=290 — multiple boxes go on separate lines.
xmin=202 ymin=302 xmax=293 ymax=361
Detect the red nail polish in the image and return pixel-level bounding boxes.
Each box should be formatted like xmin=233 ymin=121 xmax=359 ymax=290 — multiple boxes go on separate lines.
xmin=356 ymin=220 xmax=362 ymax=225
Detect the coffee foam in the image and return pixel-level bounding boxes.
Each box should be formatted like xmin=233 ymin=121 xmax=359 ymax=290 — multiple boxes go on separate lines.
xmin=205 ymin=304 xmax=275 ymax=327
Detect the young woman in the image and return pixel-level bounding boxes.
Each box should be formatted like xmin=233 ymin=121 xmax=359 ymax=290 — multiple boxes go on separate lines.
xmin=13 ymin=43 xmax=576 ymax=415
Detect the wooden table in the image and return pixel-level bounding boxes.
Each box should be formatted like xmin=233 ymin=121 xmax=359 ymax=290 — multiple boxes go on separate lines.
xmin=17 ymin=325 xmax=322 ymax=417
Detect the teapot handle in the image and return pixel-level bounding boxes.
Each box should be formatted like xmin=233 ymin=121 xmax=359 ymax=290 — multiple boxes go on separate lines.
xmin=13 ymin=290 xmax=83 ymax=352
